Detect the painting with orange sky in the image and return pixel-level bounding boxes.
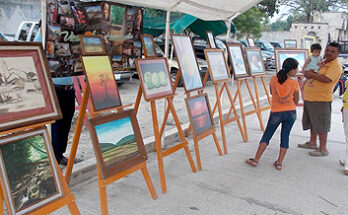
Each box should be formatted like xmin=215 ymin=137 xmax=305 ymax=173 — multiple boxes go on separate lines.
xmin=82 ymin=56 xmax=121 ymax=111
xmin=187 ymin=95 xmax=213 ymax=135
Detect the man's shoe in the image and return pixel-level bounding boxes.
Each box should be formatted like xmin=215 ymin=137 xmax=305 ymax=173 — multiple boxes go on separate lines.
xmin=309 ymin=149 xmax=329 ymax=157
xmin=60 ymin=156 xmax=69 ymax=166
xmin=298 ymin=142 xmax=318 ymax=149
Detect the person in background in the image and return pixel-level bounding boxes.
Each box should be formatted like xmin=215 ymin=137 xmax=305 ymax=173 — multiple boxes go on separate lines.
xmin=298 ymin=42 xmax=342 ymax=156
xmin=303 ymin=43 xmax=322 ymax=87
xmin=333 ymin=73 xmax=347 ymax=97
xmin=34 ymin=21 xmax=75 ymax=166
xmin=246 ymin=58 xmax=299 ymax=170
xmin=340 ymin=79 xmax=348 ymax=175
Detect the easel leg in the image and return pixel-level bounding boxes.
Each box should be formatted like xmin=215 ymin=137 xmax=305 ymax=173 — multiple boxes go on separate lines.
xmin=261 ymin=76 xmax=271 ymax=105
xmin=67 ymin=201 xmax=81 ymax=215
xmin=97 ymin=169 xmax=108 ymax=215
xmin=65 ymin=85 xmax=89 ymax=184
xmin=134 ymin=87 xmax=143 ymax=115
xmin=237 ymin=80 xmax=248 ymax=141
xmin=0 ymin=188 xmax=3 ymax=215
xmin=214 ymin=84 xmax=227 ymax=154
xmin=246 ymin=79 xmax=264 ymax=131
xmin=140 ymin=165 xmax=158 ymax=199
xmin=212 ymin=132 xmax=223 ymax=156
xmin=193 ymin=138 xmax=202 ymax=171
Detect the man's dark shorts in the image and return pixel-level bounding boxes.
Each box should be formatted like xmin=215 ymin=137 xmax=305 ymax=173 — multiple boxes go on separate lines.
xmin=302 ymin=101 xmax=332 ymax=133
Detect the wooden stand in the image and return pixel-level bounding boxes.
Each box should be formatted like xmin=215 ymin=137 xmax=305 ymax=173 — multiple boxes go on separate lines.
xmin=0 ymin=123 xmax=80 ymax=215
xmin=97 ymin=161 xmax=157 ymax=215
xmin=296 ymin=75 xmax=305 ymax=106
xmin=134 ymin=86 xmax=197 ymax=194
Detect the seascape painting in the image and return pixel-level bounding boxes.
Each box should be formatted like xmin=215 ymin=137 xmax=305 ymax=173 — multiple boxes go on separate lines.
xmin=275 ymin=49 xmax=308 ymax=71
xmin=187 ymin=95 xmax=213 ymax=136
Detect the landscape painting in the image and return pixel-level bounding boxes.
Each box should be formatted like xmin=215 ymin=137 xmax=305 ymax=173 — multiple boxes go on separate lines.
xmin=227 ymin=44 xmax=249 ymax=78
xmin=275 ymin=49 xmax=308 ymax=72
xmin=85 ymin=5 xmax=103 ymax=20
xmin=136 ymin=58 xmax=174 ymax=101
xmin=142 ymin=35 xmax=156 ymax=57
xmin=81 ymin=56 xmax=121 ymax=111
xmin=205 ymin=50 xmax=230 ymax=83
xmin=110 ymin=4 xmax=125 ymax=27
xmin=206 ymin=31 xmax=216 ymax=48
xmin=0 ymin=129 xmax=62 ymax=214
xmin=80 ymin=36 xmax=105 ymax=55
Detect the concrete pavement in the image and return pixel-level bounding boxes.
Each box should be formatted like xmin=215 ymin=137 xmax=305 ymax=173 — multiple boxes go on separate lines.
xmin=53 ymin=98 xmax=348 ymax=215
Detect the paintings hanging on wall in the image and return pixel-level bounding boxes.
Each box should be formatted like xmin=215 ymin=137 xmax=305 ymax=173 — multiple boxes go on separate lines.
xmin=284 ymin=39 xmax=297 ymax=48
xmin=136 ymin=58 xmax=174 ymax=101
xmin=185 ymin=93 xmax=214 ymax=137
xmin=141 ymin=34 xmax=157 ymax=57
xmin=0 ymin=128 xmax=63 ymax=214
xmin=81 ymin=55 xmax=122 ymax=112
xmin=227 ymin=44 xmax=249 ymax=78
xmin=87 ymin=110 xmax=147 ymax=179
xmin=171 ymin=34 xmax=203 ymax=92
xmin=245 ymin=48 xmax=266 ymax=76
xmin=274 ymin=48 xmax=309 ymax=72
xmin=204 ymin=49 xmax=231 ymax=83
xmin=79 ymin=35 xmax=106 ymax=55
xmin=206 ymin=31 xmax=216 ymax=49
xmin=0 ymin=42 xmax=61 ymax=132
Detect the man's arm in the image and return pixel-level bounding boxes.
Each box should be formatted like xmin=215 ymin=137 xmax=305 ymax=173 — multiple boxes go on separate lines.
xmin=304 ymin=70 xmax=332 ymax=83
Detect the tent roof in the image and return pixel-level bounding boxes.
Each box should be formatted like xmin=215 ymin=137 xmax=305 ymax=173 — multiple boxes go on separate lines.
xmin=105 ymin=0 xmax=262 ymax=21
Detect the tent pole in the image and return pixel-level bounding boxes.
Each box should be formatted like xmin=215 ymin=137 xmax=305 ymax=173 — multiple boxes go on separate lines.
xmin=226 ymin=18 xmax=233 ymax=43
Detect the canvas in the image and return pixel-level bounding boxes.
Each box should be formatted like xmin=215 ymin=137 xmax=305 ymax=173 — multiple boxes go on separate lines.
xmin=85 ymin=5 xmax=103 ymax=20
xmin=136 ymin=58 xmax=174 ymax=101
xmin=109 ymin=4 xmax=125 ymax=27
xmin=185 ymin=94 xmax=214 ymax=137
xmin=87 ymin=110 xmax=147 ymax=179
xmin=0 ymin=42 xmax=61 ymax=132
xmin=227 ymin=44 xmax=249 ymax=78
xmin=247 ymin=38 xmax=255 ymax=47
xmin=275 ymin=48 xmax=308 ymax=72
xmin=141 ymin=34 xmax=156 ymax=57
xmin=80 ymin=35 xmax=106 ymax=55
xmin=171 ymin=34 xmax=203 ymax=92
xmin=81 ymin=55 xmax=121 ymax=112
xmin=284 ymin=39 xmax=297 ymax=48
xmin=0 ymin=128 xmax=63 ymax=214
xmin=204 ymin=49 xmax=230 ymax=83
xmin=206 ymin=31 xmax=216 ymax=49
xmin=245 ymin=48 xmax=266 ymax=76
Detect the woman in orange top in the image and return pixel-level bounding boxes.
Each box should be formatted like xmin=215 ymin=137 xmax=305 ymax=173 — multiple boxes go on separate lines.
xmin=246 ymin=58 xmax=299 ymax=170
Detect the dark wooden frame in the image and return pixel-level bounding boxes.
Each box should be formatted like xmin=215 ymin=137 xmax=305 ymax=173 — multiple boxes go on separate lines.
xmin=247 ymin=37 xmax=255 ymax=47
xmin=284 ymin=39 xmax=297 ymax=48
xmin=84 ymin=2 xmax=105 ymax=21
xmin=274 ymin=48 xmax=309 ymax=72
xmin=244 ymin=47 xmax=266 ymax=76
xmin=206 ymin=31 xmax=216 ymax=49
xmin=79 ymin=35 xmax=106 ymax=55
xmin=140 ymin=34 xmax=157 ymax=57
xmin=0 ymin=42 xmax=62 ymax=132
xmin=204 ymin=49 xmax=231 ymax=83
xmin=0 ymin=127 xmax=63 ymax=214
xmin=80 ymin=55 xmax=122 ymax=113
xmin=135 ymin=57 xmax=174 ymax=101
xmin=185 ymin=93 xmax=214 ymax=138
xmin=171 ymin=34 xmax=203 ymax=92
xmin=87 ymin=110 xmax=148 ymax=179
xmin=226 ymin=43 xmax=250 ymax=79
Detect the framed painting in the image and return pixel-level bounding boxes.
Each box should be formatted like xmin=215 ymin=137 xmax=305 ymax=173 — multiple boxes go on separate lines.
xmin=185 ymin=93 xmax=214 ymax=137
xmin=87 ymin=110 xmax=147 ymax=179
xmin=303 ymin=35 xmax=316 ymax=53
xmin=284 ymin=39 xmax=297 ymax=48
xmin=0 ymin=127 xmax=63 ymax=215
xmin=79 ymin=35 xmax=106 ymax=55
xmin=0 ymin=42 xmax=61 ymax=132
xmin=81 ymin=55 xmax=122 ymax=112
xmin=245 ymin=47 xmax=266 ymax=76
xmin=204 ymin=49 xmax=231 ymax=83
xmin=85 ymin=4 xmax=104 ymax=21
xmin=247 ymin=37 xmax=255 ymax=47
xmin=206 ymin=31 xmax=216 ymax=49
xmin=141 ymin=34 xmax=157 ymax=57
xmin=227 ymin=44 xmax=249 ymax=79
xmin=171 ymin=34 xmax=203 ymax=92
xmin=274 ymin=48 xmax=309 ymax=72
xmin=136 ymin=57 xmax=174 ymax=101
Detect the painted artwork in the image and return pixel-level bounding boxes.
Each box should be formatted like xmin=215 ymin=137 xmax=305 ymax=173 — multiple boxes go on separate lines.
xmin=81 ymin=56 xmax=121 ymax=111
xmin=206 ymin=32 xmax=216 ymax=48
xmin=171 ymin=35 xmax=203 ymax=92
xmin=110 ymin=4 xmax=125 ymax=27
xmin=0 ymin=44 xmax=61 ymax=131
xmin=136 ymin=58 xmax=174 ymax=101
xmin=186 ymin=94 xmax=213 ymax=136
xmin=80 ymin=36 xmax=106 ymax=55
xmin=205 ymin=50 xmax=230 ymax=82
xmin=0 ymin=128 xmax=62 ymax=214
xmin=284 ymin=39 xmax=297 ymax=48
xmin=275 ymin=49 xmax=308 ymax=72
xmin=247 ymin=38 xmax=255 ymax=47
xmin=85 ymin=5 xmax=103 ymax=20
xmin=245 ymin=48 xmax=265 ymax=75
xmin=142 ymin=35 xmax=156 ymax=57
xmin=227 ymin=44 xmax=248 ymax=77
xmin=303 ymin=35 xmax=316 ymax=53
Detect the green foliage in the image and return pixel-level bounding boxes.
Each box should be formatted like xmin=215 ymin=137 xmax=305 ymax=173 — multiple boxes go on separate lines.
xmin=258 ymin=0 xmax=279 ymax=17
xmin=266 ymin=16 xmax=293 ymax=31
xmin=110 ymin=5 xmax=125 ymax=25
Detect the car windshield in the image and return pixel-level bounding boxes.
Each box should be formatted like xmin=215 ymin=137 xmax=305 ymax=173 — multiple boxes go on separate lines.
xmin=263 ymin=41 xmax=274 ymax=52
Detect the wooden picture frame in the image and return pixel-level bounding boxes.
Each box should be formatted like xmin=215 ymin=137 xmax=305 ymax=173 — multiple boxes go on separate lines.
xmin=171 ymin=34 xmax=203 ymax=92
xmin=226 ymin=43 xmax=249 ymax=79
xmin=140 ymin=34 xmax=157 ymax=57
xmin=185 ymin=93 xmax=214 ymax=138
xmin=204 ymin=49 xmax=231 ymax=83
xmin=0 ymin=127 xmax=64 ymax=214
xmin=284 ymin=39 xmax=297 ymax=48
xmin=274 ymin=48 xmax=309 ymax=72
xmin=247 ymin=37 xmax=255 ymax=47
xmin=0 ymin=42 xmax=61 ymax=132
xmin=79 ymin=35 xmax=106 ymax=55
xmin=81 ymin=55 xmax=122 ymax=113
xmin=206 ymin=31 xmax=216 ymax=49
xmin=135 ymin=57 xmax=174 ymax=101
xmin=245 ymin=47 xmax=266 ymax=76
xmin=84 ymin=3 xmax=104 ymax=21
xmin=87 ymin=110 xmax=147 ymax=179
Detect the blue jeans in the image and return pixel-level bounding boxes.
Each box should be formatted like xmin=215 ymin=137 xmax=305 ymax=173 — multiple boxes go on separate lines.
xmin=260 ymin=110 xmax=297 ymax=148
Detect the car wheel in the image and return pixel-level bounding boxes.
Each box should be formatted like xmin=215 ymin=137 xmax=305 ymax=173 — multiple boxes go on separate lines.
xmin=171 ymin=69 xmax=183 ymax=87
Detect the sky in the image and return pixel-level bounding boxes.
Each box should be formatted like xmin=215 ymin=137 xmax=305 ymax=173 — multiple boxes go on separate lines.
xmin=270 ymin=5 xmax=290 ymax=23
xmin=96 ymin=117 xmax=134 ymax=144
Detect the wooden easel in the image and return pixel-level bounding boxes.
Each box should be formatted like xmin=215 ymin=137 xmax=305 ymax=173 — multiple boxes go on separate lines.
xmin=133 ymin=86 xmax=197 ymax=194
xmin=296 ymin=75 xmax=305 ymax=106
xmin=0 ymin=123 xmax=80 ymax=215
xmin=251 ymin=75 xmax=271 ymax=114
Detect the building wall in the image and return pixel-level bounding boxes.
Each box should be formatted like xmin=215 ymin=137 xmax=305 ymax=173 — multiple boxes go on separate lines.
xmin=0 ymin=0 xmax=41 ymax=36
xmin=259 ymin=31 xmax=291 ymax=44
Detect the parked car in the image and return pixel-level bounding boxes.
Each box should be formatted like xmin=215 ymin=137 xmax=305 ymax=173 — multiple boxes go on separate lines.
xmin=14 ymin=21 xmax=40 ymax=42
xmin=0 ymin=31 xmax=8 ymax=41
xmin=270 ymin=41 xmax=283 ymax=49
xmin=255 ymin=41 xmax=276 ymax=71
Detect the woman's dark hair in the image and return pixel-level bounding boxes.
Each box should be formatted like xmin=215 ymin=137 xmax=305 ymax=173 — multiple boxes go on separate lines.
xmin=277 ymin=58 xmax=299 ymax=84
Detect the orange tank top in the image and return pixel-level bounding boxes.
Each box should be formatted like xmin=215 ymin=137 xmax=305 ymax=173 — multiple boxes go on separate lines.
xmin=270 ymin=76 xmax=299 ymax=112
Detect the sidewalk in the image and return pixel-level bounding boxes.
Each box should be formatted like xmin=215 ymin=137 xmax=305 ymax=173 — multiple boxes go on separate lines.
xmin=54 ymin=98 xmax=348 ymax=215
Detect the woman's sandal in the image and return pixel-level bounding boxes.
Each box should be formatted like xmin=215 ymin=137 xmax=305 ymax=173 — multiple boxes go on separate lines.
xmin=246 ymin=158 xmax=258 ymax=167
xmin=273 ymin=161 xmax=282 ymax=171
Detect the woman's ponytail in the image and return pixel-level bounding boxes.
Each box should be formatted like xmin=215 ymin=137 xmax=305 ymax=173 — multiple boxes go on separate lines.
xmin=277 ymin=58 xmax=299 ymax=85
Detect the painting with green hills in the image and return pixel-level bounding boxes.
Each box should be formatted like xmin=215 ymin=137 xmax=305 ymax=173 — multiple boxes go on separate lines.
xmin=95 ymin=117 xmax=139 ymax=167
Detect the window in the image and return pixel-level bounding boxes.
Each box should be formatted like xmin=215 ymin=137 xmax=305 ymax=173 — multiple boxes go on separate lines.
xmin=30 ymin=24 xmax=40 ymax=41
